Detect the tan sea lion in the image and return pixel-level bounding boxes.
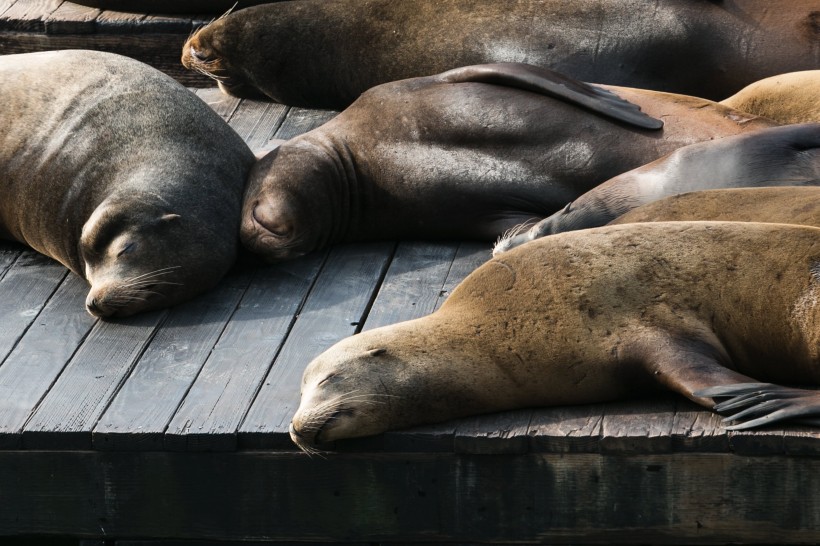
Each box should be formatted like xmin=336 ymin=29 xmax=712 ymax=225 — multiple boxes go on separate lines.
xmin=609 ymin=186 xmax=820 ymax=227
xmin=182 ymin=0 xmax=820 ymax=108
xmin=720 ymin=71 xmax=820 ymax=124
xmin=0 ymin=50 xmax=255 ymax=318
xmin=290 ymin=221 xmax=820 ymax=450
xmin=493 ymin=123 xmax=820 ymax=255
xmin=241 ymin=63 xmax=776 ymax=262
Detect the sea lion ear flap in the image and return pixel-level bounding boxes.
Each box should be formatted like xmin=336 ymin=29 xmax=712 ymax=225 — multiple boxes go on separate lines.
xmin=437 ymin=62 xmax=664 ymax=130
xmin=253 ymin=138 xmax=288 ymax=160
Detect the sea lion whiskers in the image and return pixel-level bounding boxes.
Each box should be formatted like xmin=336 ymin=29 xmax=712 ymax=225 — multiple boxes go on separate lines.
xmin=291 ymin=390 xmax=393 ymax=446
xmin=494 ymin=218 xmax=538 ymax=254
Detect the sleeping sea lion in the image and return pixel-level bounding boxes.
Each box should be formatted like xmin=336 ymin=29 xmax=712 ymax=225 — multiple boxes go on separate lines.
xmin=609 ymin=186 xmax=820 ymax=227
xmin=182 ymin=0 xmax=820 ymax=108
xmin=720 ymin=71 xmax=820 ymax=124
xmin=0 ymin=50 xmax=255 ymax=318
xmin=290 ymin=221 xmax=820 ymax=450
xmin=493 ymin=123 xmax=820 ymax=255
xmin=240 ymin=63 xmax=776 ymax=262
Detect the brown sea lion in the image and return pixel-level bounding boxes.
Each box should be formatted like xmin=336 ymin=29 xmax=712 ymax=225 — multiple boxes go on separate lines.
xmin=609 ymin=186 xmax=820 ymax=227
xmin=0 ymin=50 xmax=255 ymax=318
xmin=720 ymin=71 xmax=820 ymax=124
xmin=290 ymin=221 xmax=820 ymax=450
xmin=240 ymin=63 xmax=776 ymax=262
xmin=493 ymin=123 xmax=820 ymax=255
xmin=182 ymin=0 xmax=820 ymax=108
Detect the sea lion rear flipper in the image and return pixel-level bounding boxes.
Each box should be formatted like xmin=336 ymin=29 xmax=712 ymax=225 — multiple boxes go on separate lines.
xmin=437 ymin=63 xmax=664 ymax=130
xmin=695 ymin=383 xmax=820 ymax=430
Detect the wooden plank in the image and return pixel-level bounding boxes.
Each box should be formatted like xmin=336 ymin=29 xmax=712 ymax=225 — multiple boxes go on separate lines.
xmin=225 ymin=97 xmax=289 ymax=151
xmin=726 ymin=427 xmax=785 ymax=456
xmin=142 ymin=13 xmax=192 ymax=33
xmin=163 ymin=253 xmax=326 ymax=451
xmin=0 ymin=0 xmax=62 ymax=31
xmin=599 ymin=397 xmax=677 ymax=454
xmin=272 ymin=107 xmax=338 ymax=140
xmin=195 ymin=86 xmax=241 ymax=120
xmin=44 ymin=2 xmax=100 ymax=34
xmin=0 ymin=0 xmax=18 ymax=19
xmin=92 ymin=269 xmax=251 ymax=451
xmin=0 ymin=241 xmax=24 ymax=280
xmin=22 ymin=308 xmax=167 ymax=449
xmin=527 ymin=404 xmax=605 ymax=453
xmin=0 ymin=274 xmax=96 ymax=449
xmin=433 ymin=241 xmax=491 ymax=310
xmin=238 ymin=242 xmax=395 ymax=449
xmin=2 ymin=450 xmax=820 ymax=543
xmin=669 ymin=398 xmax=729 ymax=452
xmin=0 ymin=252 xmax=68 ymax=365
xmin=783 ymin=426 xmax=820 ymax=456
xmin=453 ymin=410 xmax=532 ymax=455
xmin=362 ymin=241 xmax=459 ymax=331
xmin=0 ymin=32 xmax=212 ymax=87
xmin=94 ymin=9 xmax=145 ymax=33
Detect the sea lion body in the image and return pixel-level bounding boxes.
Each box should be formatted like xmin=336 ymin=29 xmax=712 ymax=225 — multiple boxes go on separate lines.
xmin=241 ymin=63 xmax=775 ymax=261
xmin=183 ymin=0 xmax=820 ymax=108
xmin=0 ymin=50 xmax=255 ymax=317
xmin=291 ymin=221 xmax=820 ymax=449
xmin=610 ymin=186 xmax=820 ymax=227
xmin=493 ymin=123 xmax=820 ymax=254
xmin=720 ymin=71 xmax=820 ymax=124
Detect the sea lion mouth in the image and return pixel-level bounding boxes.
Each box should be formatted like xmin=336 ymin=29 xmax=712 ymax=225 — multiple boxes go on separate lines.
xmin=289 ymin=408 xmax=353 ymax=452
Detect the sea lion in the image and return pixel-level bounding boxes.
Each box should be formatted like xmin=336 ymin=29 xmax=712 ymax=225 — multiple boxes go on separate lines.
xmin=241 ymin=63 xmax=776 ymax=262
xmin=493 ymin=123 xmax=820 ymax=255
xmin=182 ymin=0 xmax=820 ymax=108
xmin=0 ymin=50 xmax=255 ymax=318
xmin=290 ymin=221 xmax=820 ymax=450
xmin=720 ymin=71 xmax=820 ymax=124
xmin=609 ymin=186 xmax=820 ymax=227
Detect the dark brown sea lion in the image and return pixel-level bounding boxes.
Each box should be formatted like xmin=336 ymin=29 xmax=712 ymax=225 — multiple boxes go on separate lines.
xmin=182 ymin=0 xmax=820 ymax=108
xmin=240 ymin=63 xmax=776 ymax=262
xmin=720 ymin=71 xmax=820 ymax=124
xmin=609 ymin=186 xmax=820 ymax=227
xmin=493 ymin=123 xmax=820 ymax=255
xmin=0 ymin=50 xmax=255 ymax=318
xmin=290 ymin=221 xmax=820 ymax=450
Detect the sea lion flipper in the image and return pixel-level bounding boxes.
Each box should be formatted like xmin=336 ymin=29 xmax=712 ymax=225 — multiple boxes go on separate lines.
xmin=437 ymin=63 xmax=664 ymax=130
xmin=695 ymin=383 xmax=820 ymax=429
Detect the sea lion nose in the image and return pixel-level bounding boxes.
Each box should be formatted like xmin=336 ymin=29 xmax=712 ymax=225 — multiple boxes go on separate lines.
xmin=252 ymin=201 xmax=292 ymax=238
xmin=85 ymin=297 xmax=103 ymax=316
xmin=189 ymin=46 xmax=211 ymax=63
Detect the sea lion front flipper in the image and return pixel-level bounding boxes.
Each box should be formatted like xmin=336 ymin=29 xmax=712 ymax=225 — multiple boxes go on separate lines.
xmin=695 ymin=383 xmax=820 ymax=430
xmin=437 ymin=63 xmax=664 ymax=130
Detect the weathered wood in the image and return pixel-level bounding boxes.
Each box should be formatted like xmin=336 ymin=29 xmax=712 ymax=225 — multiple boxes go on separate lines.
xmin=271 ymin=107 xmax=338 ymax=140
xmin=194 ymin=87 xmax=241 ymax=120
xmin=224 ymin=97 xmax=288 ymax=151
xmin=527 ymin=404 xmax=605 ymax=453
xmin=0 ymin=274 xmax=95 ymax=449
xmin=783 ymin=426 xmax=820 ymax=457
xmin=2 ymin=450 xmax=820 ymax=543
xmin=141 ymin=13 xmax=191 ymax=33
xmin=0 ymin=0 xmax=62 ymax=31
xmin=0 ymin=242 xmax=25 ymax=281
xmin=93 ymin=8 xmax=145 ymax=33
xmin=44 ymin=1 xmax=99 ymax=34
xmin=0 ymin=252 xmax=68 ymax=365
xmin=162 ymin=253 xmax=326 ymax=452
xmin=727 ymin=427 xmax=786 ymax=456
xmin=454 ymin=410 xmax=532 ymax=455
xmin=362 ymin=241 xmax=459 ymax=331
xmin=599 ymin=397 xmax=677 ymax=454
xmin=433 ymin=241 xmax=491 ymax=310
xmin=22 ymin=309 xmax=167 ymax=449
xmin=0 ymin=32 xmax=212 ymax=87
xmin=238 ymin=242 xmax=395 ymax=449
xmin=669 ymin=398 xmax=729 ymax=452
xmin=92 ymin=270 xmax=251 ymax=451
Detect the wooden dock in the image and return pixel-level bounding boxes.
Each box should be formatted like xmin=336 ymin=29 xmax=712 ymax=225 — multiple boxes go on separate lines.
xmin=2 ymin=3 xmax=820 ymax=545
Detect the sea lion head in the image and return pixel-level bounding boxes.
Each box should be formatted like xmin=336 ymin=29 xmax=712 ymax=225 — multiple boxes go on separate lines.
xmin=80 ymin=193 xmax=237 ymax=318
xmin=181 ymin=13 xmax=266 ymax=100
xmin=241 ymin=143 xmax=339 ymax=261
xmin=290 ymin=334 xmax=423 ymax=452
